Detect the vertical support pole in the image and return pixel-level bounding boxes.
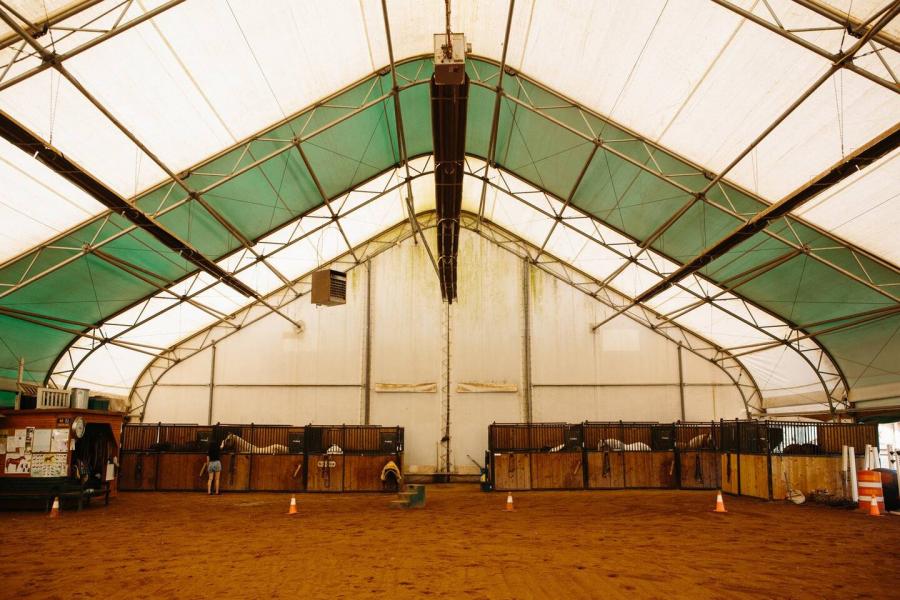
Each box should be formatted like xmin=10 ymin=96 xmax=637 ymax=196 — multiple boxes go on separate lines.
xmin=248 ymin=422 xmax=255 ymax=492
xmin=522 ymin=259 xmax=533 ymax=424
xmin=207 ymin=343 xmax=217 ymax=426
xmin=363 ymin=261 xmax=372 ymax=425
xmin=677 ymin=343 xmax=686 ymax=421
xmin=14 ymin=357 xmax=24 ymax=410
xmin=444 ymin=301 xmax=452 ymax=478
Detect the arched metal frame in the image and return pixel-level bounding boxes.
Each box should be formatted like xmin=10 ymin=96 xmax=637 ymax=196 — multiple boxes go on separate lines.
xmin=129 ymin=209 xmax=765 ymax=422
xmin=0 ymin=1 xmax=894 ymax=412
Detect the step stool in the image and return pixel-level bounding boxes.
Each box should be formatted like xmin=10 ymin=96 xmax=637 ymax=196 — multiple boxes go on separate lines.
xmin=390 ymin=483 xmax=426 ymax=509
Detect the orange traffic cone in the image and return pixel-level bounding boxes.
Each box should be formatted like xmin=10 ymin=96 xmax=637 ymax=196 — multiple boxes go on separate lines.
xmin=504 ymin=492 xmax=515 ymax=512
xmin=713 ymin=490 xmax=727 ymax=513
xmin=49 ymin=497 xmax=60 ymax=518
xmin=868 ymin=495 xmax=884 ymax=517
xmin=287 ymin=495 xmax=298 ymax=515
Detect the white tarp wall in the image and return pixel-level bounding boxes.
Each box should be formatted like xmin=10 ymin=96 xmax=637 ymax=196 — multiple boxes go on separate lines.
xmin=142 ymin=228 xmax=747 ymax=474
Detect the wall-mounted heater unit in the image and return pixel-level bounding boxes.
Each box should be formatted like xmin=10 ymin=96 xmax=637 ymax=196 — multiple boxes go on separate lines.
xmin=311 ymin=269 xmax=347 ymax=306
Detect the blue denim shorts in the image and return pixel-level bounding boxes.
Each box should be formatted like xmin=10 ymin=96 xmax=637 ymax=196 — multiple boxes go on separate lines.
xmin=208 ymin=460 xmax=222 ymax=473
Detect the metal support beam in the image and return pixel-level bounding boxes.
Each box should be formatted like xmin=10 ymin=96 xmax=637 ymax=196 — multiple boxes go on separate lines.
xmin=467 ymin=167 xmax=841 ymax=412
xmin=379 ymin=0 xmax=440 ymax=279
xmin=476 ymin=0 xmax=516 ymax=227
xmin=712 ymin=0 xmax=900 ymax=93
xmin=207 ymin=343 xmax=216 ymax=426
xmin=678 ymin=343 xmax=686 ymax=421
xmin=0 ymin=110 xmax=257 ymax=298
xmin=128 ymin=212 xmax=765 ymax=420
xmin=363 ymin=260 xmax=373 ymax=425
xmin=522 ymin=258 xmax=533 ymax=423
xmin=791 ymin=0 xmax=900 ymax=54
xmin=636 ymin=124 xmax=900 ymax=305
xmin=48 ymin=169 xmax=435 ymax=390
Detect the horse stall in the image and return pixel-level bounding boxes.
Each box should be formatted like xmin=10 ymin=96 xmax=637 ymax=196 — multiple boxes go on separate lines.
xmin=304 ymin=425 xmax=403 ymax=493
xmin=719 ymin=420 xmax=877 ymax=500
xmin=0 ymin=408 xmax=124 ymax=510
xmin=584 ymin=422 xmax=676 ymax=489
xmin=675 ymin=422 xmax=721 ymax=490
xmin=119 ymin=423 xmax=305 ymax=492
xmin=488 ymin=423 xmax=532 ymax=491
xmin=488 ymin=423 xmax=584 ymax=490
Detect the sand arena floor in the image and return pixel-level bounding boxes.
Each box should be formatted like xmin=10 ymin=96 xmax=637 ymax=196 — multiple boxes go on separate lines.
xmin=1 ymin=485 xmax=898 ymax=599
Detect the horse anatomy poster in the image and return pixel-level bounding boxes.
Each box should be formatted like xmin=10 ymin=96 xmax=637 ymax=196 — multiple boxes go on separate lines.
xmin=5 ymin=452 xmax=31 ymax=474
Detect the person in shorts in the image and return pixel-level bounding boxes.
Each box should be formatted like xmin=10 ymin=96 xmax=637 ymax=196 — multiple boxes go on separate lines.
xmin=203 ymin=430 xmax=223 ymax=495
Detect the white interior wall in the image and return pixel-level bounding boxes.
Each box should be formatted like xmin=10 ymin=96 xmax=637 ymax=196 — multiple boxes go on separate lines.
xmin=142 ymin=229 xmax=748 ymax=472
xmin=449 ymin=233 xmax=526 ymax=473
xmin=369 ymin=229 xmax=442 ymax=473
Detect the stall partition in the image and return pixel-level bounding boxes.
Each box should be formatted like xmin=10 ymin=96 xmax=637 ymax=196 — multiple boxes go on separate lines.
xmin=489 ymin=420 xmax=878 ymax=497
xmin=119 ymin=423 xmax=402 ymax=493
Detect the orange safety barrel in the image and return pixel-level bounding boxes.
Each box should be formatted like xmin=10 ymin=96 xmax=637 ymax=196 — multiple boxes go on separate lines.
xmin=858 ymin=470 xmax=885 ymax=512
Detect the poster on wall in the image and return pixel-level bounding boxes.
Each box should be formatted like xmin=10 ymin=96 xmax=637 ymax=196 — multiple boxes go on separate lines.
xmin=6 ymin=429 xmax=26 ymax=453
xmin=5 ymin=452 xmax=31 ymax=474
xmin=24 ymin=427 xmax=34 ymax=453
xmin=32 ymin=429 xmax=52 ymax=453
xmin=51 ymin=429 xmax=69 ymax=453
xmin=31 ymin=453 xmax=67 ymax=478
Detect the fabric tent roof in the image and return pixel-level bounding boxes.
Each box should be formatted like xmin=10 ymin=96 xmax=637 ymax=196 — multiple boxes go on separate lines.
xmin=0 ymin=0 xmax=898 ymax=415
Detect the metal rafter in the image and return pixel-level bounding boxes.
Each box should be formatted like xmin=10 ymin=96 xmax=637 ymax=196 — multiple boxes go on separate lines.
xmin=476 ymin=0 xmax=516 ymax=228
xmin=0 ymin=71 xmax=406 ymax=303
xmin=0 ymin=52 xmax=890 ymax=408
xmin=636 ymin=124 xmax=900 ymax=304
xmin=479 ymin=83 xmax=900 ymax=304
xmin=379 ymin=0 xmax=440 ymax=279
xmin=0 ymin=5 xmax=302 ymax=295
xmin=791 ymin=0 xmax=900 ymax=54
xmin=712 ymin=0 xmax=900 ymax=92
xmin=462 ymin=213 xmax=764 ymax=416
xmin=131 ymin=214 xmax=433 ymax=421
xmin=0 ymin=0 xmax=188 ymax=90
xmin=48 ymin=167 xmax=432 ymax=389
xmin=0 ymin=108 xmax=257 ymax=298
xmin=128 ymin=211 xmax=764 ymax=421
xmin=469 ymin=166 xmax=846 ymax=414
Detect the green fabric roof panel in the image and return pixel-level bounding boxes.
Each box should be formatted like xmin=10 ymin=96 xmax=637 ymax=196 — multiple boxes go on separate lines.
xmin=0 ymin=55 xmax=896 ymax=410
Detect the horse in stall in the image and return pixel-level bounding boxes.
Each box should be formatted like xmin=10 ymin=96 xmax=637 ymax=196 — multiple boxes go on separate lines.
xmin=220 ymin=433 xmax=289 ymax=454
xmin=597 ymin=439 xmax=651 ymax=452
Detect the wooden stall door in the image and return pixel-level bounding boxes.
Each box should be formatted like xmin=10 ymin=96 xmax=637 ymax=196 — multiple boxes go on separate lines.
xmin=720 ymin=453 xmax=739 ymax=495
xmin=530 ymin=453 xmax=584 ymax=490
xmin=157 ymin=454 xmax=207 ymax=491
xmin=249 ymin=455 xmax=304 ymax=492
xmin=307 ymin=454 xmax=344 ymax=492
xmin=119 ymin=453 xmax=158 ymax=491
xmin=678 ymin=451 xmax=720 ymax=490
xmin=586 ymin=451 xmax=624 ymax=489
xmin=493 ymin=453 xmax=531 ymax=490
xmin=737 ymin=454 xmax=770 ymax=499
xmin=218 ymin=454 xmax=251 ymax=492
xmin=344 ymin=455 xmax=392 ymax=492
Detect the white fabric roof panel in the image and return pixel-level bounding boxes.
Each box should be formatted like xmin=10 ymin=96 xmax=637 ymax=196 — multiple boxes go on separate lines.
xmin=0 ymin=136 xmax=103 ymax=262
xmin=795 ymin=147 xmax=900 ymax=266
